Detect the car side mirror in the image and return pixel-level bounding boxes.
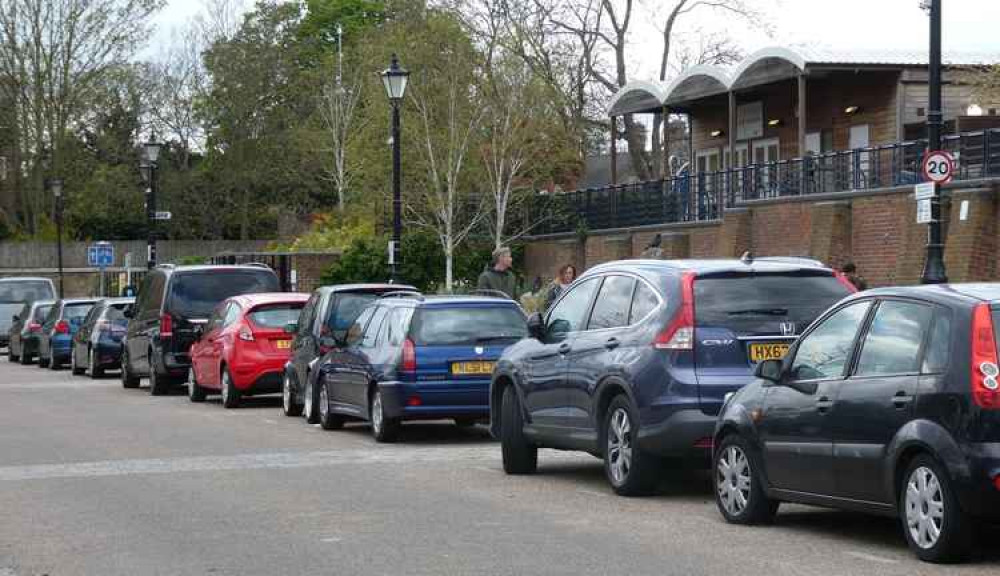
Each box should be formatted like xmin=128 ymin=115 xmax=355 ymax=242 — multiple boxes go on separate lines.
xmin=11 ymin=315 xmax=18 ymax=323
xmin=754 ymin=359 xmax=784 ymax=383
xmin=527 ymin=313 xmax=545 ymax=340
xmin=284 ymin=322 xmax=297 ymax=335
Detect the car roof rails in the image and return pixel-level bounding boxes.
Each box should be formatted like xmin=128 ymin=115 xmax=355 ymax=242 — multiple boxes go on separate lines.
xmin=380 ymin=290 xmax=424 ymax=301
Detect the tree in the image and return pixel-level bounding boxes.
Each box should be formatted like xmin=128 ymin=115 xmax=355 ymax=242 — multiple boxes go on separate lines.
xmin=318 ymin=60 xmax=364 ymax=210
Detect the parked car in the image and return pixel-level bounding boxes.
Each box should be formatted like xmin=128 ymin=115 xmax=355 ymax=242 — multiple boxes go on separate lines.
xmin=7 ymin=299 xmax=54 ymax=364
xmin=121 ymin=264 xmax=280 ymax=395
xmin=69 ymin=297 xmax=134 ymax=378
xmin=0 ymin=277 xmax=57 ymax=350
xmin=188 ymin=292 xmax=309 ymax=408
xmin=491 ymin=258 xmax=856 ymax=495
xmin=714 ymin=283 xmax=1000 ymax=563
xmin=317 ymin=294 xmax=528 ymax=442
xmin=282 ymin=284 xmax=416 ymax=422
xmin=37 ymin=299 xmax=97 ymax=369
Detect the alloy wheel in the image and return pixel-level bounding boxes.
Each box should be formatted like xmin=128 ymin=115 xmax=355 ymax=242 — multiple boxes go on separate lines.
xmin=717 ymin=445 xmax=752 ymax=516
xmin=222 ymin=372 xmax=231 ymax=405
xmin=905 ymin=466 xmax=945 ymax=549
xmin=303 ymin=379 xmax=313 ymax=421
xmin=283 ymin=374 xmax=293 ymax=414
xmin=606 ymin=407 xmax=632 ymax=485
xmin=372 ymin=392 xmax=384 ymax=434
xmin=319 ymin=382 xmax=329 ymax=420
xmin=88 ymin=348 xmax=95 ymax=376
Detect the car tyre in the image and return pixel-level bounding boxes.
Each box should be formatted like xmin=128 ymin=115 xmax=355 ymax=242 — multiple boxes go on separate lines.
xmin=188 ymin=368 xmax=207 ymax=403
xmin=88 ymin=347 xmax=105 ymax=379
xmin=121 ymin=349 xmax=140 ymax=388
xmin=37 ymin=352 xmax=50 ymax=368
xmin=8 ymin=347 xmax=19 ymax=363
xmin=501 ymin=385 xmax=538 ymax=475
xmin=221 ymin=368 xmax=241 ymax=409
xmin=20 ymin=350 xmax=32 ymax=365
xmin=49 ymin=353 xmax=61 ymax=370
xmin=148 ymin=354 xmax=172 ymax=396
xmin=370 ymin=388 xmax=399 ymax=443
xmin=714 ymin=434 xmax=779 ymax=525
xmin=282 ymin=372 xmax=302 ymax=417
xmin=603 ymin=395 xmax=659 ymax=496
xmin=900 ymin=454 xmax=972 ymax=563
xmin=319 ymin=381 xmax=344 ymax=430
xmin=303 ymin=375 xmax=319 ymax=424
xmin=454 ymin=418 xmax=478 ymax=428
xmin=71 ymin=349 xmax=85 ymax=375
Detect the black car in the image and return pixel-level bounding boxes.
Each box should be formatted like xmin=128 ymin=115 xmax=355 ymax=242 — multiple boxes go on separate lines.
xmin=283 ymin=284 xmax=413 ymax=421
xmin=714 ymin=284 xmax=1000 ymax=563
xmin=7 ymin=299 xmax=54 ymax=364
xmin=491 ymin=258 xmax=854 ymax=495
xmin=122 ymin=264 xmax=280 ymax=395
xmin=70 ymin=297 xmax=134 ymax=378
xmin=37 ymin=299 xmax=97 ymax=369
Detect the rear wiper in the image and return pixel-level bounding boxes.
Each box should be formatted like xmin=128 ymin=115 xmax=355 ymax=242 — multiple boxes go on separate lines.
xmin=475 ymin=335 xmax=519 ymax=343
xmin=727 ymin=308 xmax=789 ymax=316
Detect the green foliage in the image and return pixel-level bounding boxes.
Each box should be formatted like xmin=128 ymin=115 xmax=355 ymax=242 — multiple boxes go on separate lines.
xmin=320 ymin=234 xmax=389 ymax=286
xmin=299 ymin=0 xmax=387 ymax=46
xmin=275 ymin=206 xmax=376 ymax=252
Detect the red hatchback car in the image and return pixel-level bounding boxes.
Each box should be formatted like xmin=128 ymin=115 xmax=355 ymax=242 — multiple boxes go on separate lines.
xmin=188 ymin=292 xmax=310 ymax=408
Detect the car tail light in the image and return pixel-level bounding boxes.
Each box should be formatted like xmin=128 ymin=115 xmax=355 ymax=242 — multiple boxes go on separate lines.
xmin=238 ymin=327 xmax=254 ymax=342
xmin=160 ymin=314 xmax=173 ymax=338
xmin=401 ymin=339 xmax=416 ymax=372
xmin=971 ymin=303 xmax=1000 ymax=409
xmin=994 ymin=474 xmax=1000 ymax=492
xmin=27 ymin=322 xmax=41 ymax=333
xmin=654 ymin=271 xmax=695 ymax=350
xmin=406 ymin=395 xmax=422 ymax=407
xmin=834 ymin=271 xmax=859 ymax=293
xmin=54 ymin=320 xmax=69 ymax=334
xmin=693 ymin=437 xmax=714 ymax=449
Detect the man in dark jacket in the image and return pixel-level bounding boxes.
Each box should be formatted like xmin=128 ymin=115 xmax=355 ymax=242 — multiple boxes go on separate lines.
xmin=477 ymin=247 xmax=517 ymax=299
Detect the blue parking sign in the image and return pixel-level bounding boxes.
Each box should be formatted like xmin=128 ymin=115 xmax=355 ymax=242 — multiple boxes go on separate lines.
xmin=88 ymin=242 xmax=114 ymax=268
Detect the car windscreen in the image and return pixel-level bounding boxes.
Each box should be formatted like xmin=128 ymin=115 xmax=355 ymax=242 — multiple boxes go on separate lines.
xmin=694 ymin=273 xmax=851 ymax=335
xmin=167 ymin=271 xmax=279 ymax=319
xmin=33 ymin=305 xmax=52 ymax=322
xmin=326 ymin=293 xmax=380 ymax=335
xmin=63 ymin=303 xmax=94 ymax=320
xmin=409 ymin=306 xmax=527 ymax=346
xmin=0 ymin=281 xmax=54 ymax=303
xmin=249 ymin=303 xmax=305 ymax=329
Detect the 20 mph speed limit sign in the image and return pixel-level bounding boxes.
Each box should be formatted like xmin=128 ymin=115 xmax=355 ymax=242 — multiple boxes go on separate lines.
xmin=922 ymin=150 xmax=955 ymax=184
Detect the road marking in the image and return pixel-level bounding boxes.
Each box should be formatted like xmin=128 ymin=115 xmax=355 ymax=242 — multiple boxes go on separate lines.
xmin=844 ymin=551 xmax=899 ymax=564
xmin=320 ymin=537 xmax=342 ymax=543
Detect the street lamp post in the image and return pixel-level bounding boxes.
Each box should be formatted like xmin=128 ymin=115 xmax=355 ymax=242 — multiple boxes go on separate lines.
xmin=141 ymin=136 xmax=162 ymax=270
xmin=381 ymin=54 xmax=409 ymax=283
xmin=51 ymin=178 xmax=64 ymax=296
xmin=920 ymin=0 xmax=947 ymax=284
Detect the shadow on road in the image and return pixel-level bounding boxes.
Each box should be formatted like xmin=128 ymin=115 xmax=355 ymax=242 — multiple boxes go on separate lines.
xmin=334 ymin=420 xmax=495 ymax=445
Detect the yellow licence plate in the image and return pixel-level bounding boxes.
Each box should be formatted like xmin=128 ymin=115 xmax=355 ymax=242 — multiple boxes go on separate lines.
xmin=452 ymin=361 xmax=495 ymax=375
xmin=748 ymin=343 xmax=790 ymax=363
xmin=275 ymin=340 xmax=291 ymax=349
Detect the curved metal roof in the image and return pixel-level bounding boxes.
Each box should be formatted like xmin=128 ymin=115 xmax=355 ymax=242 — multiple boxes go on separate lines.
xmin=607 ymin=80 xmax=668 ymax=117
xmin=662 ymin=65 xmax=731 ymax=106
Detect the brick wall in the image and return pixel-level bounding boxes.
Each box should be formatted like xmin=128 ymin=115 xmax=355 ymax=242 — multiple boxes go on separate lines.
xmin=523 ymin=182 xmax=1000 ymax=287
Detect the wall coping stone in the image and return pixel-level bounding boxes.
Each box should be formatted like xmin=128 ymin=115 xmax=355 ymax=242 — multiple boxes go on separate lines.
xmin=528 ymin=219 xmax=722 ymax=241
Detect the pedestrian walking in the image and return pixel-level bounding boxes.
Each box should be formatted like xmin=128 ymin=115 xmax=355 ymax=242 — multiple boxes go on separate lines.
xmin=544 ymin=264 xmax=577 ymax=310
xmin=840 ymin=261 xmax=868 ymax=291
xmin=477 ymin=246 xmax=518 ymax=299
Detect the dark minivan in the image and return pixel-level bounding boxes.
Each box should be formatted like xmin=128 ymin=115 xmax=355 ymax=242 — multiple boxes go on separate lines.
xmin=491 ymin=258 xmax=855 ymax=495
xmin=122 ymin=264 xmax=280 ymax=395
xmin=282 ymin=284 xmax=414 ymax=422
xmin=714 ymin=284 xmax=1000 ymax=563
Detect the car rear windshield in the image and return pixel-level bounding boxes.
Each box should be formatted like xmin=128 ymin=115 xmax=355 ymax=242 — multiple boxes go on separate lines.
xmin=694 ymin=273 xmax=851 ymax=335
xmin=249 ymin=303 xmax=305 ymax=329
xmin=409 ymin=306 xmax=527 ymax=346
xmin=0 ymin=281 xmax=54 ymax=303
xmin=63 ymin=303 xmax=93 ymax=320
xmin=167 ymin=271 xmax=279 ymax=319
xmin=326 ymin=293 xmax=379 ymax=334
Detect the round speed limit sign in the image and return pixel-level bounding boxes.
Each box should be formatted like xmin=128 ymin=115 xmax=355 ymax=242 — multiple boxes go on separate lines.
xmin=922 ymin=150 xmax=955 ymax=184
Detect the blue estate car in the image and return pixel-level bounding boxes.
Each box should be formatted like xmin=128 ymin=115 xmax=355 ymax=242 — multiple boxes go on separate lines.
xmin=37 ymin=299 xmax=97 ymax=369
xmin=490 ymin=257 xmax=856 ymax=495
xmin=316 ymin=294 xmax=528 ymax=442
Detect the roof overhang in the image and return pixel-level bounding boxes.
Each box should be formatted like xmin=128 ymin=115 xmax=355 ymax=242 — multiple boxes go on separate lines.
xmin=607 ymin=80 xmax=667 ymax=116
xmin=663 ymin=65 xmax=731 ymax=107
xmin=730 ymin=47 xmax=806 ymax=91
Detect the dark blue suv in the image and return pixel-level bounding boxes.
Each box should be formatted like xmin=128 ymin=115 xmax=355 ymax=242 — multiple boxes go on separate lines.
xmin=317 ymin=294 xmax=528 ymax=442
xmin=490 ymin=258 xmax=854 ymax=495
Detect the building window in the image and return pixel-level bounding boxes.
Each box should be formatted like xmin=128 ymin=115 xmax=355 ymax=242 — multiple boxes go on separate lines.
xmin=917 ymin=107 xmax=925 ymax=117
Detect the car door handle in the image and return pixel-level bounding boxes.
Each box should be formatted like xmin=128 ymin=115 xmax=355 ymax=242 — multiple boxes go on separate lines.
xmin=815 ymin=396 xmax=833 ymax=413
xmin=558 ymin=343 xmax=572 ymax=355
xmin=604 ymin=337 xmax=620 ymax=350
xmin=892 ymin=391 xmax=914 ymax=408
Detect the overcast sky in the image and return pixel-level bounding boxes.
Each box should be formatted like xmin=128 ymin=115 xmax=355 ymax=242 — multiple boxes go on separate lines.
xmin=148 ymin=0 xmax=1000 ymax=76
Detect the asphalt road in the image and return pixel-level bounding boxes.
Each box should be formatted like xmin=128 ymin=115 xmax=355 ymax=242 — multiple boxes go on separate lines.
xmin=0 ymin=360 xmax=997 ymax=576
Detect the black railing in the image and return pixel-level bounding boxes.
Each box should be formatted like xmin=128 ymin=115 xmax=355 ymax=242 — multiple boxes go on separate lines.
xmin=531 ymin=128 xmax=1000 ymax=235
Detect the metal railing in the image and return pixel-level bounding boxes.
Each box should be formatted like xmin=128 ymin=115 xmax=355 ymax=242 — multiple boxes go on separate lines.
xmin=531 ymin=128 xmax=1000 ymax=235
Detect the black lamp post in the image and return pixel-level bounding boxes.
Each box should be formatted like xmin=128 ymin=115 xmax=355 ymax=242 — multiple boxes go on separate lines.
xmin=51 ymin=178 xmax=64 ymax=296
xmin=140 ymin=136 xmax=162 ymax=270
xmin=920 ymin=0 xmax=947 ymax=284
xmin=380 ymin=54 xmax=409 ymax=283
